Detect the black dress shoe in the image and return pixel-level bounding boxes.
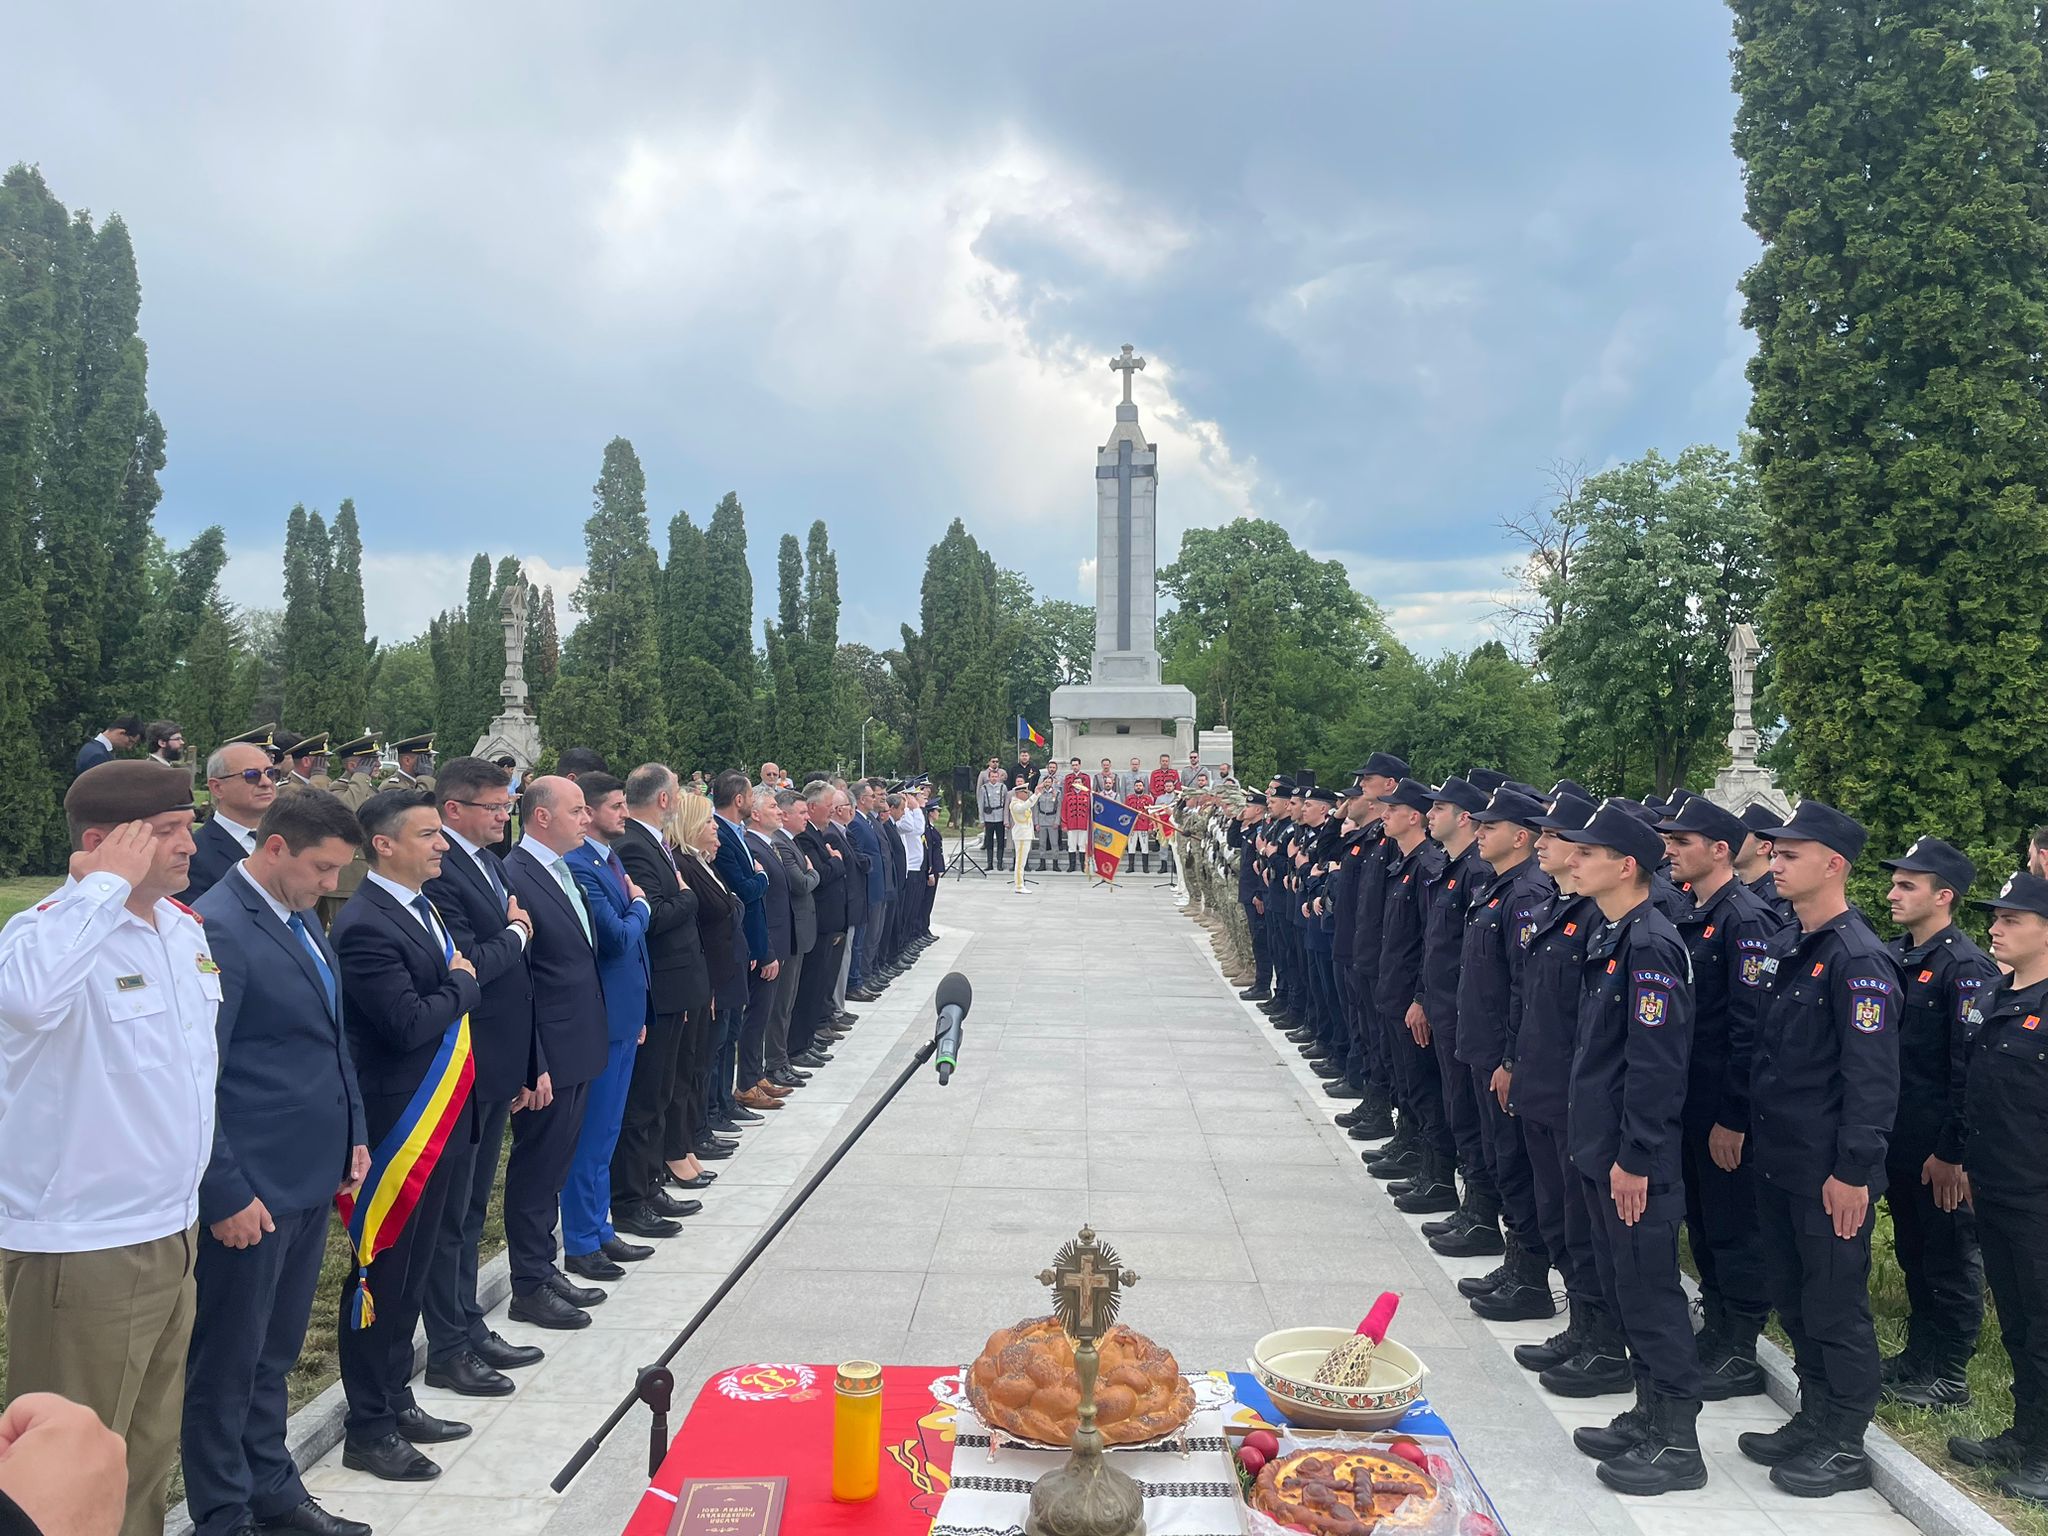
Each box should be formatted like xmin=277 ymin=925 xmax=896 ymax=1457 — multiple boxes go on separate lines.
xmin=694 ymin=1139 xmax=737 ymax=1160
xmin=602 ymin=1235 xmax=656 ymax=1262
xmin=565 ymin=1250 xmax=628 ymax=1281
xmin=847 ymin=987 xmax=882 ymax=1002
xmin=508 ymin=1287 xmax=591 ymax=1329
xmin=794 ymin=1050 xmax=831 ymax=1068
xmin=772 ymin=1069 xmax=807 ymax=1088
xmin=256 ymin=1496 xmax=372 ymax=1536
xmin=613 ymin=1203 xmax=684 ymax=1239
xmin=472 ymin=1329 xmax=544 ymax=1369
xmin=423 ymin=1347 xmax=515 ymax=1397
xmin=544 ymin=1267 xmax=607 ymax=1307
xmin=674 ymin=1171 xmax=717 ymax=1189
xmin=646 ymin=1189 xmax=703 ymax=1219
xmin=835 ymin=1010 xmax=859 ymax=1024
xmin=729 ymin=1105 xmax=764 ymax=1123
xmin=395 ymin=1406 xmax=472 ymax=1444
xmin=707 ymin=1114 xmax=741 ymax=1133
xmin=342 ymin=1432 xmax=440 ymax=1481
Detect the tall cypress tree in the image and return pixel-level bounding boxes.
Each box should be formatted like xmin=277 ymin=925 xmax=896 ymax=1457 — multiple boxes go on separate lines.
xmin=326 ymin=499 xmax=371 ymax=734
xmin=900 ymin=519 xmax=1002 ymax=782
xmin=1734 ymin=3 xmax=2048 ymax=871
xmin=529 ymin=585 xmax=559 ymax=707
xmin=551 ymin=437 xmax=668 ymax=766
xmin=280 ymin=505 xmax=333 ymax=733
xmin=663 ymin=494 xmax=754 ymax=773
xmin=802 ymin=520 xmax=841 ymax=769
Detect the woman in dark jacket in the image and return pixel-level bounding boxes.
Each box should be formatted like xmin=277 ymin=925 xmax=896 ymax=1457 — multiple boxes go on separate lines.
xmin=670 ymin=794 xmax=742 ymax=1178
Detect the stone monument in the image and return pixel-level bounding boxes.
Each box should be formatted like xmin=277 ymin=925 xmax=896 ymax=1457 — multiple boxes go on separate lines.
xmin=1049 ymin=344 xmax=1197 ymax=767
xmin=1707 ymin=622 xmax=1791 ymax=818
xmin=473 ymin=583 xmax=544 ymax=771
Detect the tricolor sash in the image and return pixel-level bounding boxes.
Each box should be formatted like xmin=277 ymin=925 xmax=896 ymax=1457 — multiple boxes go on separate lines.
xmin=335 ymin=916 xmax=476 ymax=1329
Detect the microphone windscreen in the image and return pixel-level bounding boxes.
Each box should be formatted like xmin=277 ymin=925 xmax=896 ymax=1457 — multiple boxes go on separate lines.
xmin=936 ymin=972 xmax=973 ymax=1016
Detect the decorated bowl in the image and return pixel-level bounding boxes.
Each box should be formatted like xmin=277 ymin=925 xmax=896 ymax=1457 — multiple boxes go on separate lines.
xmin=1249 ymin=1327 xmax=1428 ymax=1430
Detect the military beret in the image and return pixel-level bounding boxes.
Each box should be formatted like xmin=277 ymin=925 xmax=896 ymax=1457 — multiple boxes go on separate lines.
xmin=1376 ymin=777 xmax=1435 ymax=813
xmin=1428 ymin=776 xmax=1490 ymax=816
xmin=1557 ymin=799 xmax=1667 ymax=871
xmin=1880 ymin=835 xmax=1977 ymax=895
xmin=1739 ymin=803 xmax=1782 ymax=836
xmin=1472 ymin=788 xmax=1547 ymax=827
xmin=1656 ymin=795 xmax=1750 ymax=852
xmin=1355 ymin=752 xmax=1411 ymax=781
xmin=1466 ymin=768 xmax=1509 ymax=795
xmin=1532 ymin=792 xmax=1597 ymax=832
xmin=64 ymin=760 xmax=196 ymax=826
xmin=1761 ymin=799 xmax=1867 ymax=862
xmin=1977 ymin=871 xmax=2048 ymax=919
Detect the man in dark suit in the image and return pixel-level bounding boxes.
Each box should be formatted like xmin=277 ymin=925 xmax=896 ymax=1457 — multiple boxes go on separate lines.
xmin=182 ymin=740 xmax=284 ymax=902
xmin=613 ymin=764 xmax=707 ymax=1211
xmin=710 ymin=771 xmax=770 ymax=1119
xmin=791 ymin=783 xmax=850 ymax=1065
xmin=500 ymin=776 xmax=611 ymax=1329
xmin=186 ymin=794 xmax=370 ymax=1536
xmin=73 ymin=713 xmax=141 ymax=776
xmin=847 ymin=782 xmax=889 ymax=1002
xmin=765 ymin=791 xmax=821 ymax=1087
xmin=737 ymin=783 xmax=794 ymax=1111
xmin=830 ymin=784 xmax=872 ymax=1014
xmin=330 ymin=789 xmax=482 ymax=1482
xmin=919 ymin=787 xmax=944 ymax=939
xmin=419 ymin=756 xmax=543 ymax=1399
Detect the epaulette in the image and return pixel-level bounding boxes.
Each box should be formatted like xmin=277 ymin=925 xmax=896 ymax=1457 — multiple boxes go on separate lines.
xmin=168 ymin=898 xmax=203 ymax=923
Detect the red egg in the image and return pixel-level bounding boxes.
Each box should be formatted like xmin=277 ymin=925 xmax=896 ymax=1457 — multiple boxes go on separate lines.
xmin=1244 ymin=1429 xmax=1281 ymax=1459
xmin=1388 ymin=1437 xmax=1427 ymax=1469
xmin=1461 ymin=1514 xmax=1498 ymax=1536
xmin=1238 ymin=1445 xmax=1268 ymax=1475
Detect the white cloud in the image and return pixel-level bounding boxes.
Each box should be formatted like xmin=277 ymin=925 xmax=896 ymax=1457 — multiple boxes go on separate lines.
xmin=1077 ymin=557 xmax=1097 ymax=598
xmin=217 ymin=546 xmax=586 ymax=646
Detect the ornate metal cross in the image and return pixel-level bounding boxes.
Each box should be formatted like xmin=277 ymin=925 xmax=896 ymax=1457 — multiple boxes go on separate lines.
xmin=1038 ymin=1226 xmax=1138 ymax=1344
xmin=1110 ymin=343 xmax=1145 ymax=404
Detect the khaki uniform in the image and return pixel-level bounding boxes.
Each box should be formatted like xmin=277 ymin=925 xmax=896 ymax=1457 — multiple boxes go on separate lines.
xmin=319 ymin=769 xmax=379 ymax=928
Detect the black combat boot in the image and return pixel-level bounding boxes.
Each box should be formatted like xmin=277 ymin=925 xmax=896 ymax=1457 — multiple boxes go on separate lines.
xmin=1431 ymin=1188 xmax=1505 ymax=1257
xmin=1514 ymin=1297 xmax=1588 ymax=1371
xmin=1420 ymin=1187 xmax=1476 ymax=1240
xmin=1392 ymin=1148 xmax=1459 ymax=1214
xmin=1346 ymin=1089 xmax=1396 ymax=1141
xmin=1538 ymin=1310 xmax=1631 ymax=1395
xmin=1470 ymin=1243 xmax=1556 ymax=1322
xmin=1885 ymin=1334 xmax=1972 ymax=1409
xmin=1574 ymin=1375 xmax=1653 ymax=1460
xmin=1364 ymin=1120 xmax=1419 ymax=1179
xmin=1951 ymin=1422 xmax=2032 ymax=1470
xmin=1596 ymin=1392 xmax=1708 ymax=1496
xmin=1697 ymin=1311 xmax=1766 ymax=1400
xmin=1737 ymin=1407 xmax=1822 ymax=1466
xmin=1768 ymin=1409 xmax=1872 ymax=1497
xmin=1458 ymin=1239 xmax=1516 ymax=1300
xmin=1997 ymin=1449 xmax=2048 ymax=1506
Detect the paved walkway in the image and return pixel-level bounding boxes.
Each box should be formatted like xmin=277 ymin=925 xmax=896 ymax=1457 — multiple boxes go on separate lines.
xmin=292 ymin=875 xmax=1921 ymax=1536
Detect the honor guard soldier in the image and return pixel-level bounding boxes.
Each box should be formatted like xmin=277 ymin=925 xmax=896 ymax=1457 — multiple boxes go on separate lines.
xmin=1327 ymin=783 xmax=1384 ymax=1127
xmin=387 ymin=733 xmax=436 ymax=795
xmin=1655 ymin=795 xmax=1786 ymax=1400
xmin=274 ymin=731 xmax=331 ymax=796
xmin=1737 ymin=800 xmax=1901 ymax=1498
xmin=321 ymin=736 xmax=383 ymax=929
xmin=1373 ymin=779 xmax=1454 ymax=1214
xmin=1232 ymin=792 xmax=1272 ymax=1002
xmin=1557 ymin=801 xmax=1707 ymax=1496
xmin=1877 ymin=837 xmax=1997 ymax=1408
xmin=1346 ymin=754 xmax=1408 ymax=1156
xmin=1948 ymin=873 xmax=2048 ymax=1503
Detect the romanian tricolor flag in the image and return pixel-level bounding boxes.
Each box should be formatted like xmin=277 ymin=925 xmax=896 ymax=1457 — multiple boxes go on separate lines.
xmin=335 ymin=1012 xmax=475 ymax=1329
xmin=1090 ymin=792 xmax=1139 ymax=883
xmin=1018 ymin=716 xmax=1047 ymax=748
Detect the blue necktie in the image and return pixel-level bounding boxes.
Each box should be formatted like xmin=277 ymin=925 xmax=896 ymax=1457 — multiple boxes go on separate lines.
xmin=412 ymin=894 xmax=454 ymax=964
xmin=288 ymin=911 xmax=339 ymax=1017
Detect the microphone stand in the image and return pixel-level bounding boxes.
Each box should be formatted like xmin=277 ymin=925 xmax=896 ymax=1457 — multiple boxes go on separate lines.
xmin=551 ymin=1030 xmax=943 ymax=1492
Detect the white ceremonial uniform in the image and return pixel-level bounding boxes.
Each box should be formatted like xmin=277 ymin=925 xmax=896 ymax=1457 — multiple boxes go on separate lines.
xmin=901 ymin=805 xmax=927 ymax=873
xmin=0 ymin=873 xmax=220 ymax=1252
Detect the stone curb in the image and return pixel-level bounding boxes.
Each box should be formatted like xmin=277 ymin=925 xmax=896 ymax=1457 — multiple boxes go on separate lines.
xmin=161 ymin=1251 xmax=514 ymax=1536
xmin=1751 ymin=1335 xmax=2012 ymax=1536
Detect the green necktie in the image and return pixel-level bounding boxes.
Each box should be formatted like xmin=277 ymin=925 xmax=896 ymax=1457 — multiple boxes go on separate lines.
xmin=551 ymin=858 xmax=593 ymax=946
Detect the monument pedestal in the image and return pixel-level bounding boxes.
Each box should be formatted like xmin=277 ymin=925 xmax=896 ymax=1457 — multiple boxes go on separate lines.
xmin=1702 ymin=624 xmax=1791 ymax=819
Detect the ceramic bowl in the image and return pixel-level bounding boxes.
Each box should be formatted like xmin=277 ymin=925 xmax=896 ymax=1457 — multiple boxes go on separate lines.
xmin=1248 ymin=1327 xmax=1428 ymax=1430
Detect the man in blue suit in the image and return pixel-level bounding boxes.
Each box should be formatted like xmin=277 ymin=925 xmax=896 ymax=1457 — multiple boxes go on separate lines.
xmin=186 ymin=794 xmax=370 ymax=1536
xmin=850 ymin=781 xmax=892 ymax=1000
xmin=835 ymin=784 xmax=876 ymax=1007
xmin=709 ymin=771 xmax=769 ymax=1120
xmin=563 ymin=774 xmax=669 ymax=1279
xmin=737 ymin=781 xmax=794 ymax=1109
xmin=501 ymin=777 xmax=611 ymax=1329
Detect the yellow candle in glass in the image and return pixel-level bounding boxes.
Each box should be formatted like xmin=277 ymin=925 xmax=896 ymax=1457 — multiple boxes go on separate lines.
xmin=832 ymin=1360 xmax=883 ymax=1502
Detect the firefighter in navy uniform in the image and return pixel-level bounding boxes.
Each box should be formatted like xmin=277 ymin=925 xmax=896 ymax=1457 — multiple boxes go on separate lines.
xmin=1297 ymin=788 xmax=1345 ymax=1084
xmin=1736 ymin=801 xmax=1901 ymax=1499
xmin=1232 ymin=792 xmax=1272 ymax=1001
xmin=1256 ymin=783 xmax=1298 ymax=1028
xmin=1554 ymin=802 xmax=1709 ymax=1496
xmin=1739 ymin=803 xmax=1796 ymax=923
xmin=1949 ymin=872 xmax=2048 ymax=1503
xmin=1655 ymin=795 xmax=1786 ymax=1400
xmin=1347 ymin=754 xmax=1409 ymax=1157
xmin=1416 ymin=778 xmax=1500 ymax=1256
xmin=1372 ymin=779 xmax=1453 ymax=1214
xmin=1323 ymin=783 xmax=1378 ymax=1116
xmin=1453 ymin=788 xmax=1558 ymax=1326
xmin=1876 ymin=837 xmax=1998 ymax=1409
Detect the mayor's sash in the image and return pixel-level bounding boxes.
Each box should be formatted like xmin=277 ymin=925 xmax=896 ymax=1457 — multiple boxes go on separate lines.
xmin=334 ymin=1010 xmax=475 ymax=1329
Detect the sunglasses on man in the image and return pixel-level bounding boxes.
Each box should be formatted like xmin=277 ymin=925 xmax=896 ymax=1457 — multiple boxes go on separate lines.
xmin=227 ymin=767 xmax=287 ymax=784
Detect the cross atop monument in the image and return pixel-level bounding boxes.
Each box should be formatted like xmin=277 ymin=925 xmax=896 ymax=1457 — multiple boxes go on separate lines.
xmin=1110 ymin=343 xmax=1145 ymax=405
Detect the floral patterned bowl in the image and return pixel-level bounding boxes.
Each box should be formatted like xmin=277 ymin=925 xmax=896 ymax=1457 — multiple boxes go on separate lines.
xmin=1248 ymin=1327 xmax=1429 ymax=1430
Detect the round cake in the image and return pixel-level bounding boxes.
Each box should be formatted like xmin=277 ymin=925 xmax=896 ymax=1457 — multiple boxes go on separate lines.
xmin=1250 ymin=1448 xmax=1438 ymax=1534
xmin=966 ymin=1316 xmax=1196 ymax=1446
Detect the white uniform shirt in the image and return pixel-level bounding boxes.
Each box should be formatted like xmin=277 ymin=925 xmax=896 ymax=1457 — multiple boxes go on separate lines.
xmin=0 ymin=873 xmax=220 ymax=1252
xmin=901 ymin=806 xmax=927 ymax=872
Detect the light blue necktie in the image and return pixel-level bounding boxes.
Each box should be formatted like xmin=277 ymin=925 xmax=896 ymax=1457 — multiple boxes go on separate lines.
xmin=288 ymin=911 xmax=338 ymax=1017
xmin=552 ymin=859 xmax=594 ymax=945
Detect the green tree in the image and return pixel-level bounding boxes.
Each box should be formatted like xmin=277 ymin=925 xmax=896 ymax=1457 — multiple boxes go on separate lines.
xmin=525 ymin=584 xmax=558 ymax=709
xmin=281 ymin=505 xmax=332 ymax=728
xmin=1734 ymin=1 xmax=2048 ymax=872
xmin=237 ymin=609 xmax=287 ymax=732
xmin=834 ymin=642 xmax=909 ymax=776
xmin=168 ymin=596 xmax=248 ymax=751
xmin=660 ymin=499 xmax=753 ymax=771
xmin=426 ymin=611 xmax=469 ymax=751
xmin=554 ymin=437 xmax=667 ymax=766
xmin=325 ymin=499 xmax=372 ymax=734
xmin=1534 ymin=445 xmax=1768 ymax=795
xmin=896 ymin=519 xmax=1003 ymax=782
xmin=368 ymin=635 xmax=437 ymax=737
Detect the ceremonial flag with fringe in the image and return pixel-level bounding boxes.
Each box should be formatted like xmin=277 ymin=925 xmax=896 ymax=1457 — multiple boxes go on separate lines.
xmin=1090 ymin=792 xmax=1138 ymax=882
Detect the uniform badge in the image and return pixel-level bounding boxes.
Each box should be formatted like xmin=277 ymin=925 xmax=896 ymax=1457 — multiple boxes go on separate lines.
xmin=196 ymin=953 xmax=221 ymax=976
xmin=115 ymin=973 xmax=147 ymax=992
xmin=2025 ymin=1015 xmax=2041 ymax=1032
xmin=1637 ymin=990 xmax=1667 ymax=1027
xmin=1564 ymin=922 xmax=1577 ymax=936
xmin=1852 ymin=997 xmax=1884 ymax=1033
xmin=1703 ymin=924 xmax=1715 ymax=938
xmin=1810 ymin=962 xmax=1826 ymax=978
xmin=1606 ymin=959 xmax=1618 ymax=974
xmin=1518 ymin=923 xmax=1535 ymax=948
xmin=1918 ymin=969 xmax=1934 ymax=983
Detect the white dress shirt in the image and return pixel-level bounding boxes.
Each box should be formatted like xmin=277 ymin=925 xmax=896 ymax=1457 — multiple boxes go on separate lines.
xmin=366 ymin=871 xmax=452 ymax=955
xmin=901 ymin=806 xmax=926 ymax=872
xmin=0 ymin=873 xmax=220 ymax=1251
xmin=213 ymin=814 xmax=260 ymax=856
xmin=234 ymin=860 xmax=293 ymax=925
xmin=441 ymin=823 xmax=526 ymax=949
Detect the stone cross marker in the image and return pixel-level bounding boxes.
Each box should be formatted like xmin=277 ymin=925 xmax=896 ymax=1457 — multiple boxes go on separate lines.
xmin=501 ymin=583 xmax=529 ymax=710
xmin=1110 ymin=343 xmax=1145 ymax=405
xmin=1726 ymin=622 xmax=1759 ymax=763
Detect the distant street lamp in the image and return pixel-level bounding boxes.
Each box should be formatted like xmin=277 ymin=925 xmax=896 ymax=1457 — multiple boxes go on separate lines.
xmin=860 ymin=716 xmax=877 ymax=778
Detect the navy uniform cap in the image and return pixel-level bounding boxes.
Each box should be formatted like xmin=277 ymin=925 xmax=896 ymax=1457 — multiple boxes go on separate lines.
xmin=1761 ymin=800 xmax=1867 ymax=863
xmin=1355 ymin=752 xmax=1411 ymax=781
xmin=1556 ymin=800 xmax=1667 ymax=871
xmin=1978 ymin=871 xmax=2048 ymax=918
xmin=1246 ymin=790 xmax=1268 ymax=807
xmin=1550 ymin=778 xmax=1590 ymax=802
xmin=1667 ymin=786 xmax=1697 ymax=809
xmin=1531 ymin=792 xmax=1597 ymax=831
xmin=1472 ymin=788 xmax=1547 ymax=827
xmin=1428 ymin=777 xmax=1489 ymax=816
xmin=1304 ymin=785 xmax=1340 ymax=805
xmin=1739 ymin=803 xmax=1782 ymax=836
xmin=1880 ymin=836 xmax=1977 ymax=895
xmin=1503 ymin=781 xmax=1542 ymax=800
xmin=1376 ymin=777 xmax=1435 ymax=813
xmin=1465 ymin=768 xmax=1509 ymax=795
xmin=1655 ymin=795 xmax=1750 ymax=852
xmin=1271 ymin=779 xmax=1298 ymax=797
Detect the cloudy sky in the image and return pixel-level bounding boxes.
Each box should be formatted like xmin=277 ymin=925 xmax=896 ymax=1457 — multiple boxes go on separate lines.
xmin=6 ymin=3 xmax=1754 ymax=656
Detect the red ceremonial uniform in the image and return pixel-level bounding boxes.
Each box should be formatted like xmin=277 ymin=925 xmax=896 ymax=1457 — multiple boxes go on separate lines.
xmin=1148 ymin=766 xmax=1182 ymax=797
xmin=1128 ymin=789 xmax=1157 ymax=836
xmin=1060 ymin=773 xmax=1094 ymax=832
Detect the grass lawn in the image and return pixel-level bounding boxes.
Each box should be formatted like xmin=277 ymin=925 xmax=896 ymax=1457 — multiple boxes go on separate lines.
xmin=0 ymin=875 xmax=58 ymax=927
